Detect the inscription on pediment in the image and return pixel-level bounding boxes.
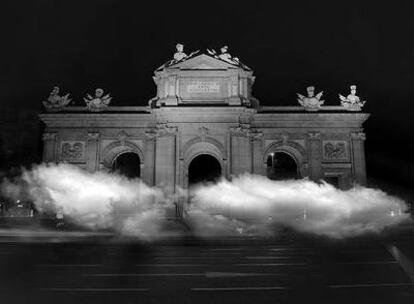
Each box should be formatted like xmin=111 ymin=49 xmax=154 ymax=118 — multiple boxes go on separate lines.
xmin=187 ymin=81 xmax=220 ymax=93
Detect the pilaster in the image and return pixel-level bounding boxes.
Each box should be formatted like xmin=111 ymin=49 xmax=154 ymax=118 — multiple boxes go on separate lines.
xmin=350 ymin=132 xmax=367 ymax=185
xmin=86 ymin=132 xmax=100 ymax=172
xmin=308 ymin=131 xmax=322 ymax=181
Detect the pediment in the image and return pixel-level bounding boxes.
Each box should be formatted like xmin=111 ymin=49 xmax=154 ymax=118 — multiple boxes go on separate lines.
xmin=168 ymin=54 xmax=239 ymax=70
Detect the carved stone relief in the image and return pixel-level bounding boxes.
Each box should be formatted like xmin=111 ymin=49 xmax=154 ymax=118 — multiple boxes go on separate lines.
xmin=323 ymin=141 xmax=348 ymax=159
xmin=60 ymin=141 xmax=85 ymax=161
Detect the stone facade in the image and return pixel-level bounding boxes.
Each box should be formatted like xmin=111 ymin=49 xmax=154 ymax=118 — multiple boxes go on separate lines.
xmin=39 ymin=53 xmax=369 ymax=215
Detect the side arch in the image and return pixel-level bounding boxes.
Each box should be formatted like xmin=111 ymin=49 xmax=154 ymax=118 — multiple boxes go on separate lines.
xmin=263 ymin=140 xmax=308 ymax=177
xmin=101 ymin=140 xmax=144 ymax=169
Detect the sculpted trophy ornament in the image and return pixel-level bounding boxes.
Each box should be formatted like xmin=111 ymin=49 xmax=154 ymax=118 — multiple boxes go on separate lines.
xmin=297 ymin=86 xmax=324 ymax=111
xmin=339 ymin=85 xmax=366 ymax=111
xmin=43 ymin=86 xmax=71 ymax=111
xmin=84 ymin=88 xmax=112 ymax=112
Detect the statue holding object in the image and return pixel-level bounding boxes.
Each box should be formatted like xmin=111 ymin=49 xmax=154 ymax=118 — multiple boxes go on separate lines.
xmin=297 ymin=86 xmax=324 ymax=111
xmin=339 ymin=85 xmax=366 ymax=111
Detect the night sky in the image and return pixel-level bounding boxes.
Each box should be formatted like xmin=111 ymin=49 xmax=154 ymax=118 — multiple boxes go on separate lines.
xmin=1 ymin=1 xmax=414 ymax=181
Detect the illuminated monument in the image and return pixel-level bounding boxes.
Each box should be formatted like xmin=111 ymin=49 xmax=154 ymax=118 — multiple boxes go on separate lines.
xmin=40 ymin=44 xmax=369 ymax=214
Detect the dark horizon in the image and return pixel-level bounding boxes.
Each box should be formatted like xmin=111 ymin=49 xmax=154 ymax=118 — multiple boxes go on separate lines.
xmin=1 ymin=0 xmax=414 ymax=183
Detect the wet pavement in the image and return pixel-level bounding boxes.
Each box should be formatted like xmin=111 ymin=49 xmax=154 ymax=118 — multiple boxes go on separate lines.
xmin=1 ymin=230 xmax=414 ymax=303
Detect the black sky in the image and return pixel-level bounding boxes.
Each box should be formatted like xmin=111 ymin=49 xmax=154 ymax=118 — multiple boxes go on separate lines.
xmin=1 ymin=0 xmax=414 ymax=165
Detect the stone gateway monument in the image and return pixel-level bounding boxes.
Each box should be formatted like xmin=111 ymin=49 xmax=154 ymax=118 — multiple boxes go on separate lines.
xmin=39 ymin=45 xmax=369 ymax=216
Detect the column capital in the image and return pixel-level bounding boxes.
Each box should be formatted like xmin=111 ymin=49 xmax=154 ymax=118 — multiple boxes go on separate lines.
xmin=145 ymin=129 xmax=158 ymax=140
xmin=87 ymin=132 xmax=100 ymax=140
xmin=308 ymin=131 xmax=321 ymax=139
xmin=350 ymin=132 xmax=366 ymax=140
xmin=42 ymin=132 xmax=57 ymax=141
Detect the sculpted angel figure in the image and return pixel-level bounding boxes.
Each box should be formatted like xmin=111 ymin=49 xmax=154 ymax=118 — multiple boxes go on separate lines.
xmin=84 ymin=88 xmax=112 ymax=112
xmin=339 ymin=85 xmax=366 ymax=111
xmin=297 ymin=86 xmax=324 ymax=111
xmin=43 ymin=86 xmax=71 ymax=111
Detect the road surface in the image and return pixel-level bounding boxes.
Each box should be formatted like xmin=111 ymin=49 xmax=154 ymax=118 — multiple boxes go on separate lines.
xmin=1 ymin=232 xmax=414 ymax=303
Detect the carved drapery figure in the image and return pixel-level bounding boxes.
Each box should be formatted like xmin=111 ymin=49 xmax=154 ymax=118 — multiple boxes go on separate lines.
xmin=43 ymin=86 xmax=71 ymax=111
xmin=297 ymin=86 xmax=324 ymax=111
xmin=84 ymin=88 xmax=112 ymax=112
xmin=339 ymin=85 xmax=366 ymax=111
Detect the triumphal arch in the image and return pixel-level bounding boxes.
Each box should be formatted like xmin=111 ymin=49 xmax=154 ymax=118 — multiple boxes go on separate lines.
xmin=40 ymin=45 xmax=369 ymax=214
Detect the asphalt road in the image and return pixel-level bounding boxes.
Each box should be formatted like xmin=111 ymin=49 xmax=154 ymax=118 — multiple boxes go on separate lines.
xmin=1 ymin=232 xmax=414 ymax=304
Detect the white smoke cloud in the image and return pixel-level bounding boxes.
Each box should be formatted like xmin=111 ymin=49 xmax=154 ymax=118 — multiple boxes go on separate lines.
xmin=186 ymin=175 xmax=411 ymax=238
xmin=1 ymin=164 xmax=168 ymax=237
xmin=0 ymin=164 xmax=411 ymax=240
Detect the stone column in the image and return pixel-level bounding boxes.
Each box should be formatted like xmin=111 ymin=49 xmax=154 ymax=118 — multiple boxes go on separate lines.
xmin=228 ymin=74 xmax=241 ymax=105
xmin=86 ymin=132 xmax=100 ymax=172
xmin=350 ymin=132 xmax=367 ymax=185
xmin=154 ymin=126 xmax=177 ymax=218
xmin=165 ymin=75 xmax=178 ymax=106
xmin=143 ymin=132 xmax=156 ymax=186
xmin=308 ymin=132 xmax=322 ymax=181
xmin=251 ymin=133 xmax=265 ymax=176
xmin=42 ymin=132 xmax=57 ymax=163
xmin=230 ymin=129 xmax=252 ymax=175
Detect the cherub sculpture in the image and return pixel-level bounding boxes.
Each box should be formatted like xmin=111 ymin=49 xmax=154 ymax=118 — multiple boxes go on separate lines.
xmin=339 ymin=85 xmax=366 ymax=111
xmin=43 ymin=86 xmax=71 ymax=111
xmin=84 ymin=88 xmax=112 ymax=112
xmin=297 ymin=86 xmax=324 ymax=111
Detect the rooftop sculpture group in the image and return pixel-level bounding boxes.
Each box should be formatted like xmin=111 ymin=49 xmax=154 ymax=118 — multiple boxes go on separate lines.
xmin=42 ymin=44 xmax=367 ymax=112
xmin=162 ymin=43 xmax=249 ymax=69
xmin=297 ymin=85 xmax=366 ymax=111
xmin=42 ymin=87 xmax=112 ymax=112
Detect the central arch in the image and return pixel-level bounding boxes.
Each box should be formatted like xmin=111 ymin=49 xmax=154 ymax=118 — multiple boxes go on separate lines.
xmin=188 ymin=154 xmax=222 ymax=186
xmin=112 ymin=152 xmax=141 ymax=178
